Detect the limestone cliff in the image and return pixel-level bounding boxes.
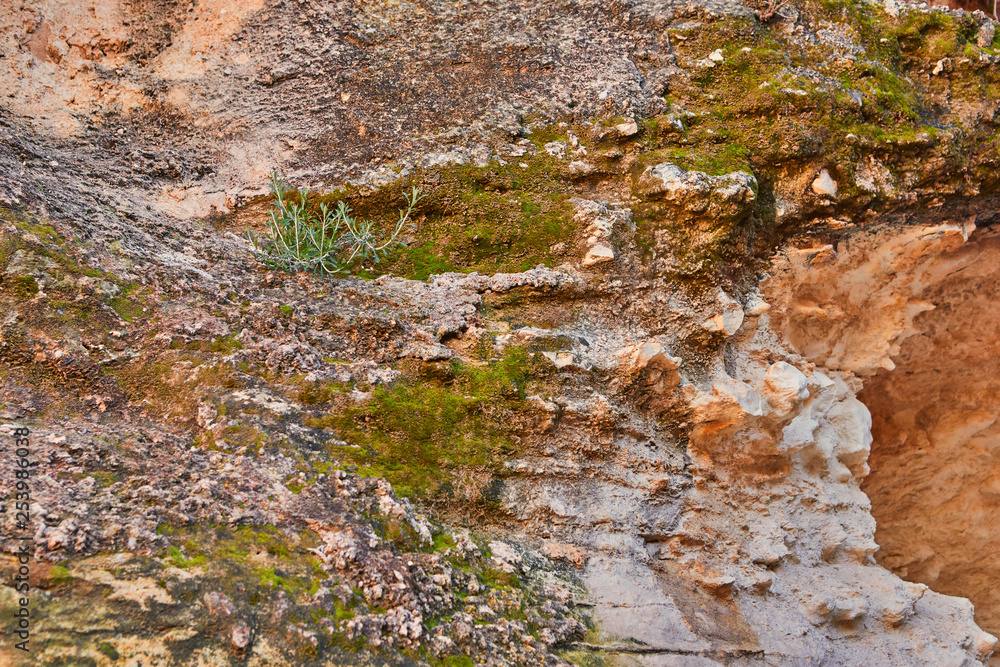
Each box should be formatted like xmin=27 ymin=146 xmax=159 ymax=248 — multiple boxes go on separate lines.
xmin=2 ymin=0 xmax=1000 ymax=665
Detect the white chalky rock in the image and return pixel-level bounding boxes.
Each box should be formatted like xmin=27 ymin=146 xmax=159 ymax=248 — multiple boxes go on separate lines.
xmin=827 ymin=397 xmax=873 ymax=479
xmin=763 ymin=362 xmax=809 ymax=416
xmin=541 ymin=351 xmax=576 ymax=369
xmin=615 ymin=120 xmax=639 ymax=136
xmin=978 ymin=22 xmax=996 ymax=48
xmin=203 ymin=592 xmax=236 ymax=617
xmin=702 ymin=290 xmax=745 ymax=336
xmin=582 ymin=242 xmax=615 ymax=266
xmin=830 ymin=594 xmax=868 ymax=622
xmin=782 ymin=412 xmax=819 ymax=452
xmin=714 ymin=377 xmax=766 ymax=417
xmin=616 ymin=339 xmax=681 ymax=374
xmin=688 ymin=375 xmax=766 ymax=430
xmin=932 ymin=58 xmax=952 ymax=76
xmin=571 ymin=198 xmax=631 ymax=269
xmin=637 ymin=163 xmax=757 ymax=227
xmin=811 ymin=169 xmax=838 ymax=197
xmin=231 ymin=622 xmax=251 ymax=649
xmin=544 ymin=140 xmax=567 ymax=158
xmin=709 ymin=49 xmax=724 ymax=62
xmin=744 ymin=292 xmax=771 ymax=316
xmin=197 ymin=401 xmax=217 ymax=429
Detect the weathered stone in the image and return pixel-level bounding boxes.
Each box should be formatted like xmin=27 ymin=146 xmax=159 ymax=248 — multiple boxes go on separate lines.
xmin=636 ymin=163 xmax=758 ymax=229
xmin=978 ymin=22 xmax=996 ymax=48
xmin=581 ymin=243 xmax=614 ymax=266
xmin=763 ymin=362 xmax=809 ymax=416
xmin=3 ymin=0 xmax=1000 ymax=665
xmin=811 ymin=169 xmax=838 ymax=197
xmin=701 ymin=290 xmax=745 ymax=336
xmin=614 ymin=120 xmax=639 ymax=137
xmin=932 ymin=57 xmax=953 ymax=76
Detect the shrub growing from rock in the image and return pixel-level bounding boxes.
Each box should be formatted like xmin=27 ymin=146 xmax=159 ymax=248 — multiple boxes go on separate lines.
xmin=248 ymin=172 xmax=422 ymax=277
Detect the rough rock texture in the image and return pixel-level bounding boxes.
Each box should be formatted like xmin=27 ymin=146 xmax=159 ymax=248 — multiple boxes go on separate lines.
xmin=763 ymin=204 xmax=1000 ymax=653
xmin=3 ymin=0 xmax=1000 ymax=665
xmin=861 ymin=228 xmax=1000 ymax=638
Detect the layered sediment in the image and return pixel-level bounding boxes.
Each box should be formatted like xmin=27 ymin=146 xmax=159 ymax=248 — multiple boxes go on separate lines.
xmin=2 ymin=0 xmax=1000 ymax=665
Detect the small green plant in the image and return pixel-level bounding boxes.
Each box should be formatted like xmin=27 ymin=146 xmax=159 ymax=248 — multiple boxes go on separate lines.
xmin=247 ymin=172 xmax=423 ymax=277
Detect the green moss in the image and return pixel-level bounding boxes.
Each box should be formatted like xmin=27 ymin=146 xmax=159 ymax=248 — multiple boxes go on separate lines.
xmin=230 ymin=525 xmax=294 ymax=559
xmin=479 ymin=566 xmax=520 ymax=590
xmin=313 ymin=159 xmax=577 ymax=280
xmin=334 ymin=599 xmax=356 ymax=622
xmin=155 ymin=524 xmax=324 ymax=602
xmin=286 ymin=479 xmax=308 ymax=494
xmin=230 ymin=1 xmax=994 ymax=290
xmin=894 ymin=9 xmax=961 ymax=60
xmin=210 ymin=335 xmax=243 ymax=353
xmin=8 ymin=275 xmax=39 ymax=297
xmin=662 ymin=5 xmax=939 ymax=159
xmin=0 ymin=204 xmax=62 ymax=246
xmin=636 ymin=143 xmax=752 ymax=177
xmin=49 ymin=565 xmax=73 ymax=585
xmin=440 ymin=657 xmax=474 ymax=667
xmin=166 ymin=546 xmax=207 ymax=569
xmin=97 ymin=642 xmax=120 ymax=660
xmin=370 ymin=514 xmax=425 ymax=551
xmin=432 ymin=531 xmax=456 ymax=552
xmin=0 ymin=208 xmax=152 ymax=328
xmin=327 ymin=630 xmax=367 ymax=652
xmin=91 ymin=471 xmax=122 ymax=487
xmin=556 ymin=649 xmax=613 ymax=667
xmin=108 ymin=294 xmax=145 ymax=322
xmin=306 ymin=347 xmax=550 ymax=500
xmin=257 ymin=566 xmax=299 ymax=595
xmin=298 ymin=379 xmax=350 ymax=405
xmin=525 ymin=123 xmax=572 ymax=146
xmin=397 ymin=242 xmax=458 ymax=279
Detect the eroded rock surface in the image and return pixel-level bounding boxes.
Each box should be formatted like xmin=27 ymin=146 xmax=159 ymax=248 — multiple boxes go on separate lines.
xmin=765 ymin=207 xmax=1000 ymax=653
xmin=2 ymin=0 xmax=1000 ymax=665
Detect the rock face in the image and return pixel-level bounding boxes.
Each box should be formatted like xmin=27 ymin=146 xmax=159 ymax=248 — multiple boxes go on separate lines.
xmin=636 ymin=163 xmax=758 ymax=226
xmin=2 ymin=0 xmax=1000 ymax=665
xmin=764 ymin=207 xmax=1000 ymax=650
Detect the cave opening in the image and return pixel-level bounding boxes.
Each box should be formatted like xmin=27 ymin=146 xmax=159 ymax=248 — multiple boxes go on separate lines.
xmin=857 ymin=224 xmax=1000 ymax=647
xmin=763 ymin=208 xmax=1000 ymax=652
